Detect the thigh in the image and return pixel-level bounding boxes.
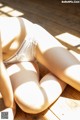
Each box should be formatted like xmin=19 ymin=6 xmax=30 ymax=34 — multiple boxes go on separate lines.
xmin=6 ymin=61 xmax=39 ymax=92
xmin=40 ymin=73 xmax=67 ymax=105
xmin=6 ymin=61 xmax=47 ymax=113
xmin=34 ymin=24 xmax=80 ymax=91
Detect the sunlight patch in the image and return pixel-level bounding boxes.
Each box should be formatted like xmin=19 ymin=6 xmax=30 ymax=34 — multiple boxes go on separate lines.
xmin=0 ymin=6 xmax=13 ymax=13
xmin=55 ymin=32 xmax=80 ymax=47
xmin=8 ymin=10 xmax=24 ymax=16
xmin=0 ymin=3 xmax=24 ymax=17
xmin=7 ymin=64 xmax=20 ymax=76
xmin=0 ymin=3 xmax=3 ymax=7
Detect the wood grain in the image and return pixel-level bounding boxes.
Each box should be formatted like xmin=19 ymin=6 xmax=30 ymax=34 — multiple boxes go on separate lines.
xmin=0 ymin=0 xmax=80 ymax=120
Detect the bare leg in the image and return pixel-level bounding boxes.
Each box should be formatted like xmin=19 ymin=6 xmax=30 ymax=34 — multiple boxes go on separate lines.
xmin=34 ymin=24 xmax=80 ymax=91
xmin=0 ymin=62 xmax=16 ymax=120
xmin=6 ymin=61 xmax=66 ymax=114
xmin=40 ymin=73 xmax=66 ymax=108
xmin=7 ymin=61 xmax=44 ymax=114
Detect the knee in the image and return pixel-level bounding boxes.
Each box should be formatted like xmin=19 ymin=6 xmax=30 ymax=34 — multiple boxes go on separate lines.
xmin=14 ymin=87 xmax=48 ymax=114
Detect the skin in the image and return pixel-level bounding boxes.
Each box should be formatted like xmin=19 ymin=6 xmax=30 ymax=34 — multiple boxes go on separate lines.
xmin=0 ymin=17 xmax=80 ymax=116
xmin=0 ymin=18 xmax=16 ymax=120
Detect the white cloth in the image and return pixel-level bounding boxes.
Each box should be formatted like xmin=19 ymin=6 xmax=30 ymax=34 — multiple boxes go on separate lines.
xmin=4 ymin=23 xmax=38 ymax=65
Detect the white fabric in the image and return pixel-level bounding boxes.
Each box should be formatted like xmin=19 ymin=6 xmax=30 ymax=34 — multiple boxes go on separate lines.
xmin=4 ymin=23 xmax=38 ymax=64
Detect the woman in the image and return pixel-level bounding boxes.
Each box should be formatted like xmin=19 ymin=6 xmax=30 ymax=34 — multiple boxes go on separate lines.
xmin=0 ymin=17 xmax=80 ymax=119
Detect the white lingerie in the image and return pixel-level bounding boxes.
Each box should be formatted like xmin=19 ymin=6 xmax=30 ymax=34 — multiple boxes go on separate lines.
xmin=4 ymin=36 xmax=37 ymax=65
xmin=3 ymin=19 xmax=38 ymax=65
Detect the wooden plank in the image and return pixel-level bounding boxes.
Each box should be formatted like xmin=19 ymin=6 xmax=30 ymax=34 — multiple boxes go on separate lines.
xmin=42 ymin=110 xmax=59 ymax=120
xmin=15 ymin=107 xmax=59 ymax=120
xmin=24 ymin=109 xmax=59 ymax=120
xmin=1 ymin=0 xmax=80 ymax=33
xmin=0 ymin=98 xmax=5 ymax=111
xmin=14 ymin=107 xmax=33 ymax=120
xmin=0 ymin=96 xmax=59 ymax=120
xmin=1 ymin=0 xmax=80 ymax=17
xmin=55 ymin=32 xmax=80 ymax=53
xmin=0 ymin=4 xmax=80 ymax=40
xmin=0 ymin=98 xmax=28 ymax=120
xmin=0 ymin=0 xmax=80 ymax=41
xmin=69 ymin=50 xmax=80 ymax=61
xmin=50 ymin=85 xmax=80 ymax=120
xmin=0 ymin=1 xmax=80 ymax=120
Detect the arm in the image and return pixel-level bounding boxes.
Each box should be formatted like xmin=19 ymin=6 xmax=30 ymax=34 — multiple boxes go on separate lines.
xmin=0 ymin=34 xmax=14 ymax=108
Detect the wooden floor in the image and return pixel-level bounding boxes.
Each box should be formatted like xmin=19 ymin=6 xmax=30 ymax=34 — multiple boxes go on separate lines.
xmin=0 ymin=0 xmax=80 ymax=120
